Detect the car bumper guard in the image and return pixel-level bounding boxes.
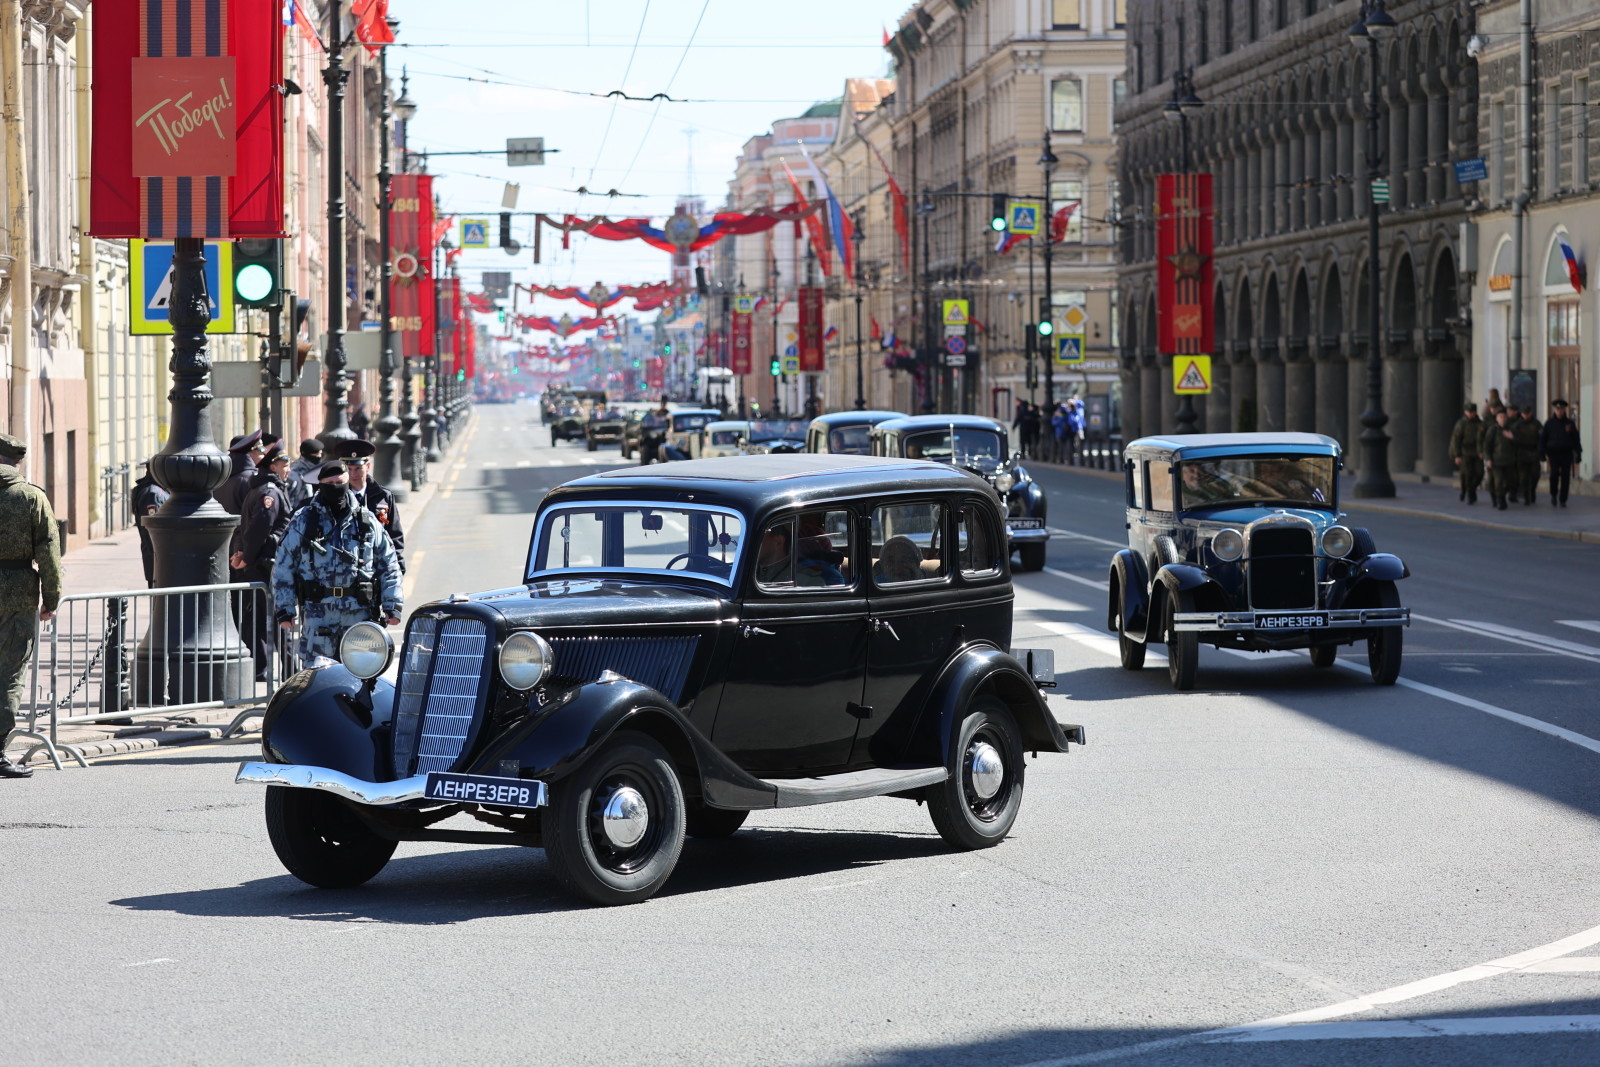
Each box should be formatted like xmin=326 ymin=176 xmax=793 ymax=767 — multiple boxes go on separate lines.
xmin=1173 ymin=607 xmax=1411 ymax=633
xmin=1005 ymin=525 xmax=1051 ymax=544
xmin=235 ymin=762 xmax=431 ymax=807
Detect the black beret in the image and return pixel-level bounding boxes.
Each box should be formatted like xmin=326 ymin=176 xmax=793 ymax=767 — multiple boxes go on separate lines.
xmin=317 ymin=461 xmax=348 ymax=481
xmin=300 ymin=438 xmax=324 ymax=457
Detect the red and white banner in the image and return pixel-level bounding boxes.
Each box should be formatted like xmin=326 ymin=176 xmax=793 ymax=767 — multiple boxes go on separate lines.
xmin=797 ymin=287 xmax=824 ymax=372
xmin=90 ymin=0 xmax=284 ymax=238
xmin=1156 ymin=174 xmax=1215 ymax=356
xmin=730 ymin=305 xmax=752 ymax=375
xmin=390 ymin=174 xmax=435 ymax=357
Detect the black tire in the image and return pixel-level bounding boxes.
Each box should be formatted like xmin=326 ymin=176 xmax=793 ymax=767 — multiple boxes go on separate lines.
xmin=1352 ymin=527 xmax=1378 ymax=559
xmin=264 ymin=786 xmax=397 ymax=889
xmin=1017 ymin=543 xmax=1047 ymax=572
xmin=1164 ymin=588 xmax=1199 ymax=691
xmin=1367 ymin=582 xmax=1403 ymax=686
xmin=1309 ymin=644 xmax=1338 ymax=668
xmin=685 ymin=805 xmax=748 ymax=839
xmin=1116 ymin=583 xmax=1146 ymax=671
xmin=586 ymin=437 xmax=598 ymax=452
xmin=543 ymin=732 xmax=685 ymax=905
xmin=926 ymin=696 xmax=1025 ymax=850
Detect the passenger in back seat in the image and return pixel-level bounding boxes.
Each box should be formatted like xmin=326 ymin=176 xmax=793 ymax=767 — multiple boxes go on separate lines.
xmin=873 ymin=536 xmax=924 ymax=584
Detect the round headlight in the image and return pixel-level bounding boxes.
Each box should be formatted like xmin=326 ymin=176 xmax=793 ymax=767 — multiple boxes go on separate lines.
xmin=339 ymin=621 xmax=393 ymax=680
xmin=1321 ymin=525 xmax=1355 ymax=557
xmin=1211 ymin=528 xmax=1244 ymax=562
xmin=499 ymin=631 xmax=552 ymax=691
xmin=994 ymin=472 xmax=1016 ymax=494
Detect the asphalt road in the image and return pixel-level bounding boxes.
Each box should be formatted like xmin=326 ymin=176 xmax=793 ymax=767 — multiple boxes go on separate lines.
xmin=7 ymin=400 xmax=1600 ymax=1066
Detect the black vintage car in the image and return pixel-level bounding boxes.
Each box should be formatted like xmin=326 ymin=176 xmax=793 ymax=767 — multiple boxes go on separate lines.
xmin=871 ymin=415 xmax=1051 ymax=571
xmin=1110 ymin=433 xmax=1410 ymax=691
xmin=741 ymin=419 xmax=808 ymax=455
xmin=236 ymin=455 xmax=1081 ymax=905
xmin=805 ymin=410 xmax=906 ymax=456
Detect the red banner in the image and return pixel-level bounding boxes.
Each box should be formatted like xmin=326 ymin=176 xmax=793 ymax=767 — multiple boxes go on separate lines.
xmin=90 ymin=0 xmax=284 ymax=238
xmin=390 ymin=174 xmax=435 ymax=357
xmin=730 ymin=308 xmax=752 ymax=375
xmin=646 ymin=357 xmax=664 ymax=391
xmin=450 ymin=277 xmax=465 ymax=377
xmin=798 ymin=287 xmax=824 ymax=372
xmin=1156 ymin=173 xmax=1215 ymax=356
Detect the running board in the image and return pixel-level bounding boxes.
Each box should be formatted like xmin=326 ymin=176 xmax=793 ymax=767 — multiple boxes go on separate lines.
xmin=762 ymin=766 xmax=948 ymax=808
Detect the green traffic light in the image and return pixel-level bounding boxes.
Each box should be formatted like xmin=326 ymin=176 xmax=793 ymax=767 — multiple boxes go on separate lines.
xmin=770 ymin=360 xmax=781 ymax=376
xmin=1037 ymin=320 xmax=1054 ymax=336
xmin=235 ymin=263 xmax=275 ymax=303
xmin=990 ymin=217 xmax=1007 ymax=232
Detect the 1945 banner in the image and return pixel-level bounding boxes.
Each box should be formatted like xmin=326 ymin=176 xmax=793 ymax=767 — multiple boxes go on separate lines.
xmin=730 ymin=299 xmax=752 ymax=375
xmin=1155 ymin=173 xmax=1214 ymax=356
xmin=90 ymin=0 xmax=285 ymax=238
xmin=391 ymin=175 xmax=436 ymax=357
xmin=797 ymin=287 xmax=824 ymax=372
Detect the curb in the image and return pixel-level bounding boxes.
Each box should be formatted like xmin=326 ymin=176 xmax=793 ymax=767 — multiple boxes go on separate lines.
xmin=1341 ymin=500 xmax=1600 ymax=545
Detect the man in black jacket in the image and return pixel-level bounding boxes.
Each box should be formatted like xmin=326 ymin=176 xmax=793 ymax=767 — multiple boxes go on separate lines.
xmin=332 ymin=439 xmax=406 ymax=572
xmin=1539 ymin=398 xmax=1583 ymax=507
xmin=215 ymin=429 xmax=263 ymax=514
xmin=129 ymin=461 xmax=168 ymax=587
xmin=230 ymin=443 xmax=293 ymax=680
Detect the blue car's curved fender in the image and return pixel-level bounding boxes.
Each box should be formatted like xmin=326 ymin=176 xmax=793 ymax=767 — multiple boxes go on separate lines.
xmin=1109 ymin=550 xmax=1149 ymax=639
xmin=1355 ymin=552 xmax=1409 ymax=582
xmin=261 ymin=666 xmax=396 ymax=781
xmin=1154 ymin=563 xmax=1231 ymax=619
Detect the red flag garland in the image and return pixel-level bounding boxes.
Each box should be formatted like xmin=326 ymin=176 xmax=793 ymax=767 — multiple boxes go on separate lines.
xmin=537 ymin=205 xmax=819 ymax=255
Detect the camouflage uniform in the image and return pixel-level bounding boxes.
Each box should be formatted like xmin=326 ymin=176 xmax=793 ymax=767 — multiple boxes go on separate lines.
xmin=0 ymin=451 xmax=63 ymax=744
xmin=271 ymin=490 xmax=402 ymax=665
xmin=1483 ymin=418 xmax=1519 ymax=509
xmin=1447 ymin=412 xmax=1483 ymax=504
xmin=1513 ymin=413 xmax=1543 ymax=505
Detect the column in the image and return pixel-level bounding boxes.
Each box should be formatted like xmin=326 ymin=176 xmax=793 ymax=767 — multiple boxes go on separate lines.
xmin=1387 ymin=84 xmax=1408 ymax=209
xmin=1336 ymin=111 xmax=1355 ymax=221
xmin=1140 ymin=355 xmax=1163 ymax=442
xmin=1285 ymin=346 xmax=1316 ymax=432
xmin=1256 ymin=348 xmax=1285 ymax=432
xmin=1426 ymin=73 xmax=1448 ymax=203
xmin=1288 ymin=122 xmax=1305 ymax=232
xmin=1419 ymin=344 xmax=1463 ymax=477
xmin=1206 ymin=358 xmax=1232 ymax=434
xmin=1232 ymin=346 xmax=1258 ymax=431
xmin=1386 ymin=342 xmax=1420 ymax=472
xmin=1314 ymin=346 xmax=1350 ymax=448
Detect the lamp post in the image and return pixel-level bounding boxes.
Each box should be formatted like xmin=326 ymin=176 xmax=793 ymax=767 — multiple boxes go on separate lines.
xmin=852 ymin=222 xmax=866 ymax=410
xmin=318 ymin=0 xmax=355 ymax=447
xmin=372 ymin=18 xmax=406 ymax=499
xmin=1349 ymin=0 xmax=1397 ymax=497
xmin=769 ymin=258 xmax=781 ymax=418
xmin=916 ymin=191 xmax=934 ymax=412
xmin=391 ymin=67 xmax=421 ymax=490
xmin=1162 ymin=62 xmax=1204 ymax=433
xmin=1039 ymin=132 xmax=1058 ymax=412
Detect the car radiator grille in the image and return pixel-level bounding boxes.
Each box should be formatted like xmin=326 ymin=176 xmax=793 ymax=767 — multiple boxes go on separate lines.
xmin=391 ymin=617 xmax=489 ymax=778
xmin=546 ymin=635 xmax=698 ymax=704
xmin=1247 ymin=527 xmax=1317 ymax=609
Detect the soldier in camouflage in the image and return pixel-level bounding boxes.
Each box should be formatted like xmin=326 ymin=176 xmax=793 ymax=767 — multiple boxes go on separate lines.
xmin=0 ymin=433 xmax=63 ymax=779
xmin=272 ymin=461 xmax=402 ymax=667
xmin=1483 ymin=409 xmax=1519 ymax=511
xmin=1447 ymin=402 xmax=1483 ymax=505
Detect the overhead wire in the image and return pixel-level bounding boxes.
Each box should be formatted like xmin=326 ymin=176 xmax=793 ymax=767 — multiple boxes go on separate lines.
xmin=615 ymin=0 xmax=714 ymax=192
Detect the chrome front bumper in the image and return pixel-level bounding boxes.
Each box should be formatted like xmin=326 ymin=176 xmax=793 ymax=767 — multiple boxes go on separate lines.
xmin=236 ymin=762 xmax=429 ymax=807
xmin=1173 ymin=608 xmax=1410 ymax=633
xmin=1005 ymin=522 xmax=1051 ymax=544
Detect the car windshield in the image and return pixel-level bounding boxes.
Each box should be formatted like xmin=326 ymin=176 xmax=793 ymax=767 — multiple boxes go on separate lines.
xmin=1177 ymin=455 xmax=1337 ymax=510
xmin=673 ymin=413 xmax=712 ymax=431
xmin=709 ymin=430 xmax=743 ymax=445
xmin=749 ymin=420 xmax=806 ymax=442
xmin=903 ymin=428 xmax=1005 ymax=466
xmin=828 ymin=425 xmax=873 ymax=455
xmin=528 ymin=504 xmax=744 ymax=585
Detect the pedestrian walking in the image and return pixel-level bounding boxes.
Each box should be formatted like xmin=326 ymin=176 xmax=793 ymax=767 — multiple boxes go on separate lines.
xmin=230 ymin=442 xmax=292 ymax=681
xmin=1447 ymin=402 xmax=1484 ymax=505
xmin=1539 ymin=398 xmax=1583 ymax=507
xmin=332 ymin=439 xmax=405 ymax=571
xmin=129 ymin=461 xmax=169 ymax=585
xmin=215 ymin=429 xmax=263 ymax=514
xmin=272 ymin=462 xmax=402 ymax=668
xmin=1483 ymin=409 xmax=1518 ymax=510
xmin=349 ymin=404 xmax=370 ymax=441
xmin=285 ymin=438 xmax=323 ymax=509
xmin=1512 ymin=404 xmax=1543 ymax=505
xmin=0 ymin=433 xmax=62 ymax=779
xmin=1066 ymin=394 xmax=1087 ymax=464
xmin=1050 ymin=403 xmax=1068 ymax=463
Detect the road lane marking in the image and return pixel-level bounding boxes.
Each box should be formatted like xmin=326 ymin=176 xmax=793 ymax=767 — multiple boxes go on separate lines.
xmin=123 ymin=958 xmax=175 ymax=967
xmin=1218 ymin=1015 xmax=1600 ymax=1042
xmin=1413 ymin=614 xmax=1600 ymax=664
xmin=1520 ymin=957 xmax=1600 ymax=973
xmin=1042 ymin=566 xmax=1109 ymax=592
xmin=1047 ymin=526 xmax=1125 ymax=549
xmin=1446 ymin=619 xmax=1600 ymax=657
xmin=1559 ymin=620 xmax=1600 ymax=635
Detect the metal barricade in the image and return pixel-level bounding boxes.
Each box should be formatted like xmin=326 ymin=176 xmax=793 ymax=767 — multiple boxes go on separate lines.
xmin=16 ymin=582 xmax=302 ymax=770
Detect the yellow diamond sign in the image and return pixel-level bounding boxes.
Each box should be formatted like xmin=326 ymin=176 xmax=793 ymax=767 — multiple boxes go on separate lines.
xmin=1173 ymin=354 xmax=1212 ymax=395
xmin=1062 ymin=306 xmax=1088 ymax=331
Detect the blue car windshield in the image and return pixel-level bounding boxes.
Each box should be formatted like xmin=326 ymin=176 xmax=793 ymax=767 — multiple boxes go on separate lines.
xmin=1177 ymin=455 xmax=1336 ymax=510
xmin=903 ymin=428 xmax=1004 ymax=466
xmin=529 ymin=504 xmax=744 ymax=584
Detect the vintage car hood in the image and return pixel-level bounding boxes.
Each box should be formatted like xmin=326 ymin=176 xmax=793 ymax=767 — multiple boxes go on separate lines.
xmin=444 ymin=579 xmax=727 ymax=630
xmin=1184 ymin=505 xmax=1337 ymax=528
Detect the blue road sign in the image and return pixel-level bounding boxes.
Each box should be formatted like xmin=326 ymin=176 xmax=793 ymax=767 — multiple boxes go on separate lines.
xmin=1454 ymin=158 xmax=1488 ymax=184
xmin=1057 ymin=335 xmax=1084 ymax=363
xmin=784 ymin=344 xmax=798 ymax=357
xmin=945 ymin=334 xmax=967 ymax=355
xmin=129 ymin=239 xmax=235 ymax=335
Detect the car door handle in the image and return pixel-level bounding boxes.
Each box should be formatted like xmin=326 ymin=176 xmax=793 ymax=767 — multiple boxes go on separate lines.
xmin=740 ymin=625 xmax=776 ymax=638
xmin=872 ymin=618 xmax=900 ymax=641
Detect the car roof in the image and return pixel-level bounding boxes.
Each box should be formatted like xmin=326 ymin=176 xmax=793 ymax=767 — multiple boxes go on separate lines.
xmin=808 ymin=410 xmax=906 ymax=429
xmin=1127 ymin=432 xmax=1341 ymax=456
xmin=705 ymin=420 xmax=751 ymax=431
xmin=672 ymin=408 xmax=721 ymax=417
xmin=875 ymin=414 xmax=1008 ymax=434
xmin=548 ymin=454 xmax=988 ymax=513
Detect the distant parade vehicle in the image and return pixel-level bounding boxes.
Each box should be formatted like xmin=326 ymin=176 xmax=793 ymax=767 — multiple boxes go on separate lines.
xmin=1108 ymin=433 xmax=1411 ymax=691
xmin=739 ymin=419 xmax=808 ymax=455
xmin=583 ymin=407 xmax=628 ymax=452
xmin=662 ymin=407 xmax=720 ymax=460
xmin=805 ymin=410 xmax=906 ymax=456
xmin=549 ymin=389 xmax=608 ymax=445
xmin=235 ymin=455 xmax=1082 ymax=906
xmin=699 ymin=420 xmax=752 ymax=458
xmin=870 ymin=415 xmax=1051 ymax=571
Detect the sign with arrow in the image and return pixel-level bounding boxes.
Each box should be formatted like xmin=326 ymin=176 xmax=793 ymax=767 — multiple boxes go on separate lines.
xmin=1172 ymin=354 xmax=1213 ymax=395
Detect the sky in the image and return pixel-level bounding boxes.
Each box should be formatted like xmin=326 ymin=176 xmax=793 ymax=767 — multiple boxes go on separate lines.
xmin=389 ymin=0 xmax=909 ymax=299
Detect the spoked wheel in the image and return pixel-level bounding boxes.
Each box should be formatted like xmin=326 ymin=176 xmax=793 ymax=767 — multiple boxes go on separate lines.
xmin=685 ymin=805 xmax=748 ymax=839
xmin=1367 ymin=582 xmax=1404 ymax=686
xmin=1164 ymin=589 xmax=1199 ymax=691
xmin=926 ymin=696 xmax=1025 ymax=851
xmin=264 ymin=786 xmax=397 ymax=889
xmin=1309 ymin=645 xmax=1338 ymax=668
xmin=544 ymin=732 xmax=685 ymax=905
xmin=1116 ymin=584 xmax=1146 ymax=671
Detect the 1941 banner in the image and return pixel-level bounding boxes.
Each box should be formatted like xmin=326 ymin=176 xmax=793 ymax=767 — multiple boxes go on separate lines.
xmin=391 ymin=175 xmax=436 ymax=357
xmin=797 ymin=287 xmax=824 ymax=372
xmin=730 ymin=300 xmax=752 ymax=375
xmin=90 ymin=0 xmax=284 ymax=238
xmin=1155 ymin=173 xmax=1214 ymax=356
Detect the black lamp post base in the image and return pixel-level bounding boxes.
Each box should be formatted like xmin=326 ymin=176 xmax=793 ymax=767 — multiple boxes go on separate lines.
xmin=371 ymin=413 xmax=406 ymax=501
xmin=135 ymin=508 xmax=251 ymax=705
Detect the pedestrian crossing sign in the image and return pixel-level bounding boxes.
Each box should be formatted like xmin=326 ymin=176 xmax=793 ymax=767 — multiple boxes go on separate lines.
xmin=460 ymin=218 xmax=490 ymax=248
xmin=734 ymin=295 xmax=755 ymax=313
xmin=1173 ymin=354 xmax=1213 ymax=395
xmin=942 ymin=299 xmax=970 ymax=327
xmin=1008 ymin=200 xmax=1042 ymax=236
xmin=128 ymin=239 xmax=236 ymax=335
xmin=1056 ymin=334 xmax=1084 ymax=364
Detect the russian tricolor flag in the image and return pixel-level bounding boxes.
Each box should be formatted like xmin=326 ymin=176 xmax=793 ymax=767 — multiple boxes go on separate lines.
xmin=823 ymin=324 xmax=839 ymax=341
xmin=1558 ymin=233 xmax=1584 ymax=292
xmin=995 ymin=231 xmax=1029 ymax=255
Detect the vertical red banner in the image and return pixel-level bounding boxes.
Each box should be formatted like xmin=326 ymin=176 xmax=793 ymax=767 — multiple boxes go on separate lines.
xmin=1156 ymin=174 xmax=1215 ymax=355
xmin=646 ymin=358 xmax=664 ymax=391
xmin=451 ymin=276 xmax=465 ymax=376
xmin=438 ymin=276 xmax=457 ymax=372
xmin=798 ymin=287 xmax=824 ymax=372
xmin=390 ymin=174 xmax=435 ymax=357
xmin=731 ymin=309 xmax=752 ymax=374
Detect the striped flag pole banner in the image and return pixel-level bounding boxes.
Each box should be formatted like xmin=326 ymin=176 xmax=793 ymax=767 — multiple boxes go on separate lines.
xmin=90 ymin=0 xmax=284 ymax=239
xmin=1155 ymin=173 xmax=1215 ymax=357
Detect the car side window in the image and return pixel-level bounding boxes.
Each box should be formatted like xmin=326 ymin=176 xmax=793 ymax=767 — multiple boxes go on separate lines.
xmin=1127 ymin=459 xmax=1143 ymax=508
xmin=870 ymin=502 xmax=947 ymax=586
xmin=957 ymin=505 xmax=1001 ymax=578
xmin=1147 ymin=461 xmax=1174 ymax=512
xmin=755 ymin=508 xmax=852 ymax=591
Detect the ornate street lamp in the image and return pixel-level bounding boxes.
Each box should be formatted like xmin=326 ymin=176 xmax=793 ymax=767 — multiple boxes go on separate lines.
xmin=1039 ymin=131 xmax=1059 ymax=411
xmin=1348 ymin=0 xmax=1397 ymax=497
xmin=317 ymin=0 xmax=355 ymax=447
xmin=372 ymin=18 xmax=406 ymax=499
xmin=852 ymin=222 xmax=866 ymax=410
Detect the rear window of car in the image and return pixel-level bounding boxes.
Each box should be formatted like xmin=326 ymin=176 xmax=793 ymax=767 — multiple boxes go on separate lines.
xmin=755 ymin=508 xmax=853 ymax=591
xmin=829 ymin=425 xmax=873 ymax=455
xmin=958 ymin=505 xmax=1002 ymax=578
xmin=1146 ymin=462 xmax=1174 ymax=512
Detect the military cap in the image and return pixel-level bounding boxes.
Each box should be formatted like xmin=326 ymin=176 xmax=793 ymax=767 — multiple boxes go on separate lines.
xmin=1553 ymin=398 xmax=1569 ymax=408
xmin=317 ymin=461 xmax=348 ymax=481
xmin=1463 ymin=401 xmax=1477 ymax=412
xmin=261 ymin=432 xmax=283 ymax=450
xmin=331 ymin=439 xmax=376 ymax=460
xmin=260 ymin=442 xmax=288 ymax=465
xmin=0 ymin=432 xmax=25 ymax=461
xmin=299 ymin=438 xmax=324 ymax=458
xmin=227 ymin=429 xmax=264 ymax=453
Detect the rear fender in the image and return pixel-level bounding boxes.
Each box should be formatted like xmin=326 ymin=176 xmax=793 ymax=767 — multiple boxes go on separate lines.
xmin=470 ymin=679 xmax=777 ymax=810
xmin=261 ymin=665 xmax=396 ymax=781
xmin=1109 ymin=550 xmax=1148 ymax=638
xmin=890 ymin=645 xmax=1072 ymax=769
xmin=1355 ymin=553 xmax=1409 ymax=582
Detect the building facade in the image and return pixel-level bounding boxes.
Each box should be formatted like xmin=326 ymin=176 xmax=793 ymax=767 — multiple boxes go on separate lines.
xmin=1118 ymin=0 xmax=1476 ymax=480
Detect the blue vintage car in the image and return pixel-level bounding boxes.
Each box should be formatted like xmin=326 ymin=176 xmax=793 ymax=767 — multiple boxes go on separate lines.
xmin=871 ymin=415 xmax=1051 ymax=571
xmin=1108 ymin=433 xmax=1410 ymax=690
xmin=805 ymin=410 xmax=907 ymax=456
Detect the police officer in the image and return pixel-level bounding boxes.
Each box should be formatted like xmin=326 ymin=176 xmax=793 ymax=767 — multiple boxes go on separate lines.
xmin=331 ymin=439 xmax=405 ymax=571
xmin=1447 ymin=402 xmax=1483 ymax=505
xmin=0 ymin=433 xmax=62 ymax=779
xmin=216 ymin=429 xmax=264 ymax=514
xmin=129 ymin=460 xmax=169 ymax=585
xmin=1483 ymin=409 xmax=1519 ymax=510
xmin=273 ymin=462 xmax=402 ymax=667
xmin=1512 ymin=404 xmax=1543 ymax=506
xmin=230 ymin=442 xmax=292 ymax=680
xmin=285 ymin=438 xmax=323 ymax=509
xmin=1540 ymin=398 xmax=1583 ymax=507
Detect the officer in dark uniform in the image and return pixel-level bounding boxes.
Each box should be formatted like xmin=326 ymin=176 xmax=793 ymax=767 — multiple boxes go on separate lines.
xmin=215 ymin=429 xmax=263 ymax=514
xmin=230 ymin=442 xmax=293 ymax=680
xmin=1540 ymin=398 xmax=1583 ymax=507
xmin=331 ymin=439 xmax=405 ymax=571
xmin=129 ymin=460 xmax=169 ymax=585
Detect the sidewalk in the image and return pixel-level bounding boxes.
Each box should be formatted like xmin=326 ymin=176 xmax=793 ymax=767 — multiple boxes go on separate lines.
xmin=7 ymin=425 xmax=466 ymax=768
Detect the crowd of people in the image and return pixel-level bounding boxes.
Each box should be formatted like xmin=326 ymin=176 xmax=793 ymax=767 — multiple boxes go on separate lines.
xmin=1449 ymin=393 xmax=1584 ymax=510
xmin=1012 ymin=396 xmax=1090 ymax=463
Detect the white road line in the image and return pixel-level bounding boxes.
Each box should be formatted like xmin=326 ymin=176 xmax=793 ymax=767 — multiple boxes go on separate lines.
xmin=1446 ymin=619 xmax=1600 ymax=657
xmin=1041 ymin=566 xmax=1109 ymax=592
xmin=1218 ymin=1015 xmax=1600 ymax=1042
xmin=1414 ymin=614 xmax=1600 ymax=664
xmin=1520 ymin=957 xmax=1600 ymax=973
xmin=1558 ymin=620 xmax=1600 ymax=635
xmin=1047 ymin=526 xmax=1125 ymax=549
xmin=123 ymin=958 xmax=174 ymax=967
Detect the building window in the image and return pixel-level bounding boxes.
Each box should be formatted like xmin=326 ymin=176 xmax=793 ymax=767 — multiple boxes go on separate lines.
xmin=1051 ymin=79 xmax=1084 ymax=132
xmin=1547 ymin=300 xmax=1580 ymax=421
xmin=1114 ymin=0 xmax=1127 ymax=28
xmin=1051 ymin=0 xmax=1081 ymax=29
xmin=1493 ymin=101 xmax=1513 ymax=204
xmin=1051 ymin=179 xmax=1086 ymax=241
xmin=1112 ymin=76 xmax=1127 ymax=127
xmin=1578 ymin=78 xmax=1591 ymax=187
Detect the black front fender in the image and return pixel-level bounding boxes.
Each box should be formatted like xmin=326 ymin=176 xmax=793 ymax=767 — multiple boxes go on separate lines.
xmin=890 ymin=645 xmax=1072 ymax=769
xmin=1355 ymin=552 xmax=1409 ymax=582
xmin=261 ymin=665 xmax=396 ymax=781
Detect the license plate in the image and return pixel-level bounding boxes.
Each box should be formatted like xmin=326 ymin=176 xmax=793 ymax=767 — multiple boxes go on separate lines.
xmin=1007 ymin=518 xmax=1045 ymax=530
xmin=1256 ymin=612 xmax=1329 ymax=630
xmin=424 ymin=772 xmax=546 ymax=809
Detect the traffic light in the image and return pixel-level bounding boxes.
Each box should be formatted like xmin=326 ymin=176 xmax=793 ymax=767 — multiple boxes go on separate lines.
xmin=499 ymin=212 xmax=513 ymax=250
xmin=497 ymin=308 xmax=506 ymax=324
xmin=457 ymin=368 xmax=466 ymax=382
xmin=662 ymin=342 xmax=673 ymax=356
xmin=233 ymin=238 xmax=283 ymax=309
xmin=770 ymin=358 xmax=781 ymax=376
xmin=1036 ymin=296 xmax=1053 ymax=337
xmin=990 ymin=194 xmax=1008 ymax=232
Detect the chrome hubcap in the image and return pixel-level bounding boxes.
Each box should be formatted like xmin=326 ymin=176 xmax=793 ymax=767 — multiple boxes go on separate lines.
xmin=598 ymin=786 xmax=649 ymax=849
xmin=968 ymin=741 xmax=1004 ymax=800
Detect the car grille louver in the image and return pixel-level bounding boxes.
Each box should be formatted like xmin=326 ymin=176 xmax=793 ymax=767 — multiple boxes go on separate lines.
xmin=547 ymin=635 xmax=698 ymax=703
xmin=391 ymin=617 xmax=489 ymax=778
